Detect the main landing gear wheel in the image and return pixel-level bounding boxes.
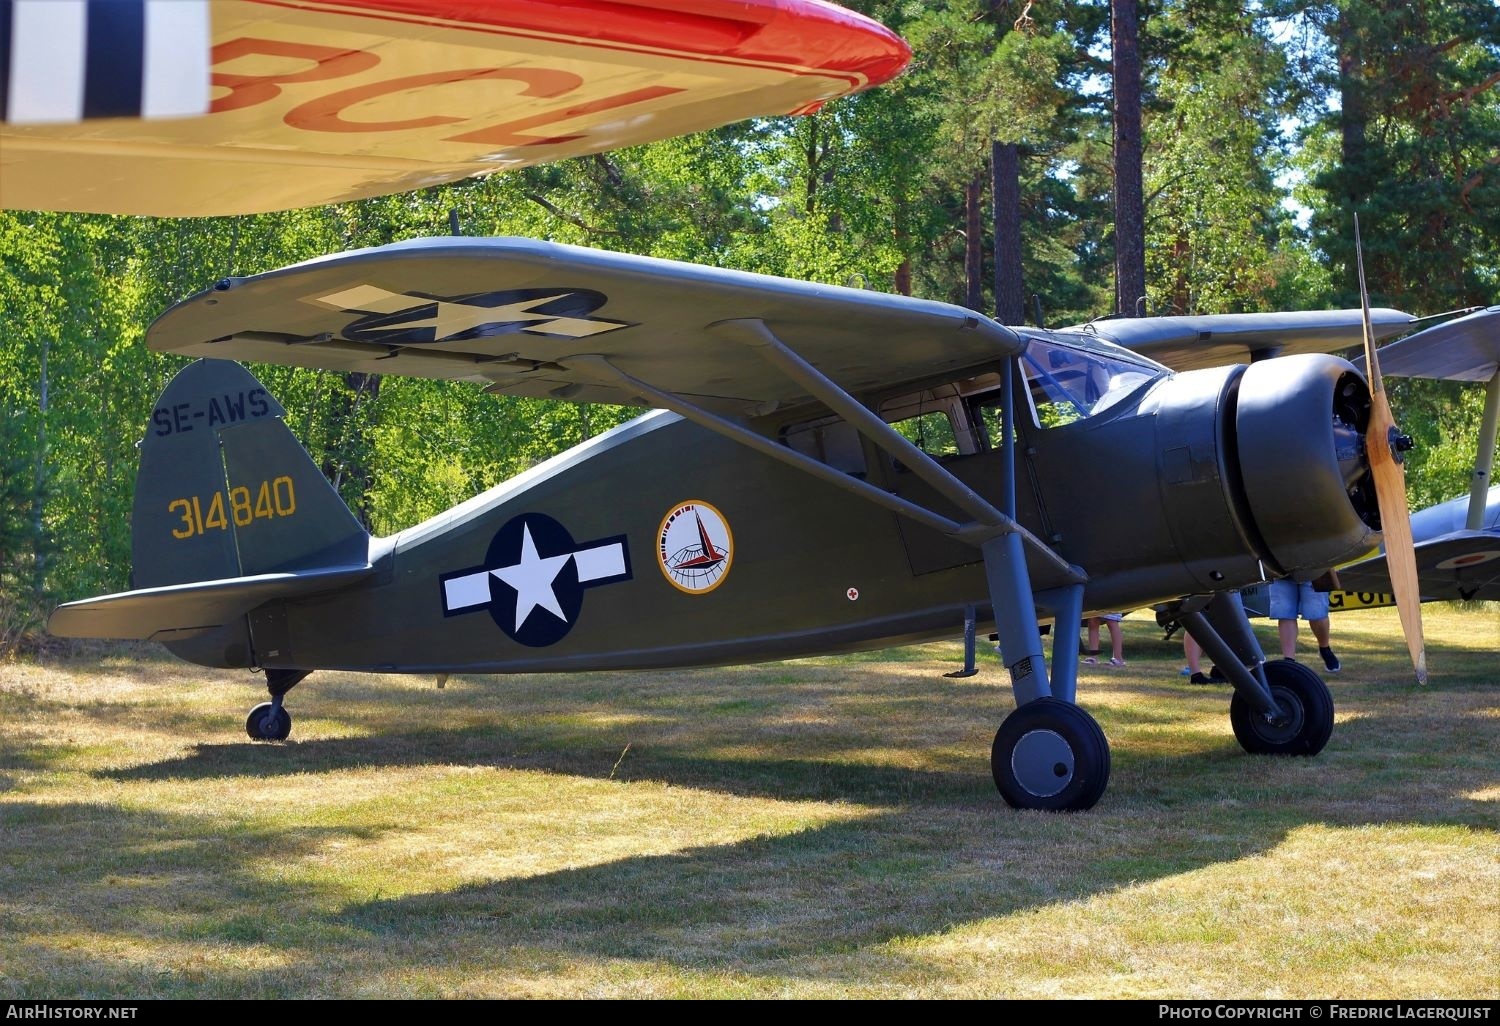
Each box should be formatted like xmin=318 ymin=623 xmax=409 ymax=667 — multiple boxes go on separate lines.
xmin=991 ymin=698 xmax=1111 ymax=811
xmin=246 ymin=702 xmax=292 ymax=741
xmin=1229 ymin=659 xmax=1334 ymax=756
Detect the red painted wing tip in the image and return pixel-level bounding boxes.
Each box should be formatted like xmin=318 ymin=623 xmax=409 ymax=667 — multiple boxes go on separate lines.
xmin=323 ymin=0 xmax=912 ymax=86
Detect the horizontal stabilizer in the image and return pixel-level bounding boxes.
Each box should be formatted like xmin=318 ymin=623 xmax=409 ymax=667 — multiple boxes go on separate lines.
xmin=48 ymin=564 xmax=373 ymax=641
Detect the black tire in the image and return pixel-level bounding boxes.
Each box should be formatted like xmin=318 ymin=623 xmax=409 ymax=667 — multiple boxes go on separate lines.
xmin=991 ymin=698 xmax=1111 ymax=811
xmin=246 ymin=702 xmax=292 ymax=741
xmin=1229 ymin=659 xmax=1333 ymax=756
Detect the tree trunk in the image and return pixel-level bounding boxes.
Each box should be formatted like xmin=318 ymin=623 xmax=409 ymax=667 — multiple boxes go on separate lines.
xmin=31 ymin=338 xmax=49 ymax=597
xmin=992 ymin=141 xmax=1025 ymax=325
xmin=804 ymin=120 xmax=821 ymax=214
xmin=894 ymin=197 xmax=913 ymax=296
xmin=1112 ymin=0 xmax=1146 ymax=316
xmin=894 ymin=257 xmax=912 ymax=297
xmin=1337 ymin=6 xmax=1369 ymax=296
xmin=965 ymin=172 xmax=984 ymax=313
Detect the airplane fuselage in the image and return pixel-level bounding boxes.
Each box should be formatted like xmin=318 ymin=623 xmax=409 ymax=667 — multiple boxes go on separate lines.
xmin=176 ymin=339 xmax=1380 ymax=675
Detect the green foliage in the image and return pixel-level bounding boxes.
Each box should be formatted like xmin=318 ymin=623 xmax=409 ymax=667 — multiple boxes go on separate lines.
xmin=1292 ymin=0 xmax=1500 ymax=309
xmin=0 ymin=408 xmax=40 ymax=587
xmin=1389 ymin=378 xmax=1493 ymax=510
xmin=1143 ymin=3 xmax=1297 ymax=314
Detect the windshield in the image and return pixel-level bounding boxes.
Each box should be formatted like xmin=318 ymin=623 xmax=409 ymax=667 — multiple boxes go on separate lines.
xmin=1019 ymin=334 xmax=1161 ymax=428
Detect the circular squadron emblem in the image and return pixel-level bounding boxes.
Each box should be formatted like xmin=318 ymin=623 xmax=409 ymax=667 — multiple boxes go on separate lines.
xmin=657 ymin=501 xmax=733 ymax=594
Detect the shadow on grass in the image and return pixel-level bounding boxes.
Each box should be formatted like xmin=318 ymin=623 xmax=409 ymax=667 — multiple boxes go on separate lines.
xmin=0 ymin=799 xmax=1271 ymax=996
xmin=87 ymin=678 xmax=1497 ymax=847
xmin=8 ymin=747 xmax=1493 ymax=996
xmin=92 ymin=655 xmax=1497 ymax=821
xmin=6 ymin=631 xmax=1494 ymax=995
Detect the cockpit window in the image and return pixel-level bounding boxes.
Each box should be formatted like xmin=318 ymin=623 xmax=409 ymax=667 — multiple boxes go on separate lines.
xmin=1020 ymin=335 xmax=1159 ymax=428
xmin=890 ymin=409 xmax=960 ymax=457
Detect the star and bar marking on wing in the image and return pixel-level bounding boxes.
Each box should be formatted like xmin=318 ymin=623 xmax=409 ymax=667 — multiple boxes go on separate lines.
xmin=311 ymin=284 xmax=632 ymax=346
xmin=440 ymin=512 xmax=631 ymax=647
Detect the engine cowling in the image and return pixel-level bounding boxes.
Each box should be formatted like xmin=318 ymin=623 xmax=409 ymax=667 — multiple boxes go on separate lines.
xmin=1233 ymin=354 xmax=1380 ymax=577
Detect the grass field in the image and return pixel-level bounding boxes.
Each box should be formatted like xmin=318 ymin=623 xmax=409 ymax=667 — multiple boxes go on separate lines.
xmin=2 ymin=605 xmax=1496 ymax=999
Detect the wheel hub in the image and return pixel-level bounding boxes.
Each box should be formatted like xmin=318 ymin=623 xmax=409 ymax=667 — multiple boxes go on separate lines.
xmin=1011 ymin=728 xmax=1074 ymax=797
xmin=1254 ymin=688 xmax=1306 ymax=744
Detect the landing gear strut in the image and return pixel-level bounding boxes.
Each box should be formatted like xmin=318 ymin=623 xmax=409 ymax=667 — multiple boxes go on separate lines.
xmin=246 ymin=668 xmax=310 ymax=741
xmin=1175 ymin=592 xmax=1336 ymax=757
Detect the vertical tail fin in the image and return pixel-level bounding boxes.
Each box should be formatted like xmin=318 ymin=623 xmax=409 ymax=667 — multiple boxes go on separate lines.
xmin=133 ymin=359 xmax=368 ymax=586
xmin=128 ymin=359 xmax=368 ymax=665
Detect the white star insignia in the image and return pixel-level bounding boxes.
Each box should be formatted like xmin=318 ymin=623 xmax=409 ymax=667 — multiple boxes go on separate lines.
xmin=313 ymin=285 xmax=624 ymax=340
xmin=489 ymin=523 xmax=573 ymax=632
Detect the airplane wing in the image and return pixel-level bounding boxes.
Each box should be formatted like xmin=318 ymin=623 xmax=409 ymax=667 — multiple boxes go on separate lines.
xmin=1351 ymin=305 xmax=1500 ymax=382
xmin=1081 ymin=309 xmax=1415 ymax=371
xmin=145 ymin=235 xmax=1025 ymax=414
xmin=1331 ymin=531 xmax=1500 ymax=603
xmin=1 ymin=0 xmax=909 ymax=216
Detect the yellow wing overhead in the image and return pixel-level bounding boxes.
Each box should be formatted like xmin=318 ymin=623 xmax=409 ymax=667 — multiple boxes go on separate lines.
xmin=1 ymin=0 xmax=910 ymax=216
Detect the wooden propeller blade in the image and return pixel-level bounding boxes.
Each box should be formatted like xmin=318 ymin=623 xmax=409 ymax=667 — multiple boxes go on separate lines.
xmin=1365 ymin=391 xmax=1428 ymax=683
xmin=1356 ymin=215 xmax=1428 ymax=684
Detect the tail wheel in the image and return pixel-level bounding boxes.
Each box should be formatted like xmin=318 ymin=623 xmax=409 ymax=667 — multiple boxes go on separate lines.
xmin=246 ymin=702 xmax=292 ymax=741
xmin=991 ymin=698 xmax=1110 ymax=812
xmin=1229 ymin=659 xmax=1334 ymax=756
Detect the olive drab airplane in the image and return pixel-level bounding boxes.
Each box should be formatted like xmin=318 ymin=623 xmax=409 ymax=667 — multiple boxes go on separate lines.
xmin=0 ymin=0 xmax=909 ymax=215
xmin=46 ymin=234 xmax=1442 ymax=811
xmin=9 ymin=0 xmax=1446 ymax=811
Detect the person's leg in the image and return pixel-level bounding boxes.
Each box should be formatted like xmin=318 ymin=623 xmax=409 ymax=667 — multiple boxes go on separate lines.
xmin=1108 ymin=618 xmax=1124 ymax=663
xmin=1299 ymin=583 xmax=1339 ymax=671
xmin=1184 ymin=633 xmax=1216 ymax=683
xmin=1310 ymin=617 xmax=1331 ymax=647
xmin=1269 ymin=580 xmax=1300 ymax=659
xmin=1310 ymin=615 xmax=1339 ymax=671
xmin=1084 ymin=619 xmax=1100 ymax=663
xmin=1278 ymin=618 xmax=1299 ymax=659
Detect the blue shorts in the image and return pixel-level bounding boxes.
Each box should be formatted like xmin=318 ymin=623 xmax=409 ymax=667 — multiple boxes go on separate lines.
xmin=1268 ymin=579 xmax=1329 ymax=621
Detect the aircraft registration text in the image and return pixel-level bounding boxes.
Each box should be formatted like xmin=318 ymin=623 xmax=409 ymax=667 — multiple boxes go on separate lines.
xmin=151 ymin=389 xmax=272 ymax=437
xmin=1327 ymin=590 xmax=1396 ymax=611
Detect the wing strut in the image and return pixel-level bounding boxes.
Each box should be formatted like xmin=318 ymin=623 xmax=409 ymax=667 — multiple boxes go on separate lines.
xmin=713 ymin=318 xmax=1084 ymax=703
xmin=1470 ymin=367 xmax=1500 ymax=531
xmin=567 ymin=354 xmax=977 ymax=538
xmin=708 ymin=319 xmax=1081 ymax=581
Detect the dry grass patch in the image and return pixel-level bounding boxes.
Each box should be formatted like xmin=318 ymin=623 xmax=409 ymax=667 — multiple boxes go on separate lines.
xmin=1 ymin=606 xmax=1496 ymax=997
